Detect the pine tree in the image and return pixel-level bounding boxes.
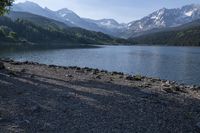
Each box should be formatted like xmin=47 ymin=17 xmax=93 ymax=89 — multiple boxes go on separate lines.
xmin=0 ymin=0 xmax=14 ymax=16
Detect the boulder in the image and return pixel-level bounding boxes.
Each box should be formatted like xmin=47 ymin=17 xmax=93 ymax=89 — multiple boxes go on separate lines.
xmin=133 ymin=75 xmax=142 ymax=81
xmin=126 ymin=75 xmax=134 ymax=80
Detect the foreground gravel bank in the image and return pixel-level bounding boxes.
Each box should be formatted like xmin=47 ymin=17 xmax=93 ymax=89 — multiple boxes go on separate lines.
xmin=0 ymin=59 xmax=200 ymax=133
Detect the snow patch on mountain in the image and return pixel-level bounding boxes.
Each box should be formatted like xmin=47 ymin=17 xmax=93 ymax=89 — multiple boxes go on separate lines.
xmin=125 ymin=4 xmax=200 ymax=38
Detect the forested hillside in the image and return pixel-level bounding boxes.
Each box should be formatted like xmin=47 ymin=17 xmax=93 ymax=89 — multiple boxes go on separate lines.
xmin=0 ymin=16 xmax=126 ymax=45
xmin=131 ymin=20 xmax=200 ymax=46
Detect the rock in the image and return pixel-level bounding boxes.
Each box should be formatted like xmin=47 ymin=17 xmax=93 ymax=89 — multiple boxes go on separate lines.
xmin=84 ymin=67 xmax=92 ymax=72
xmin=173 ymin=85 xmax=181 ymax=92
xmin=24 ymin=120 xmax=30 ymax=124
xmin=24 ymin=61 xmax=29 ymax=64
xmin=8 ymin=71 xmax=18 ymax=76
xmin=163 ymin=87 xmax=174 ymax=93
xmin=119 ymin=75 xmax=124 ymax=79
xmin=48 ymin=65 xmax=57 ymax=68
xmin=165 ymin=80 xmax=171 ymax=85
xmin=29 ymin=74 xmax=35 ymax=78
xmin=65 ymin=74 xmax=73 ymax=78
xmin=150 ymin=78 xmax=157 ymax=82
xmin=100 ymin=70 xmax=108 ymax=73
xmin=20 ymin=69 xmax=26 ymax=73
xmin=96 ymin=75 xmax=101 ymax=79
xmin=162 ymin=82 xmax=170 ymax=88
xmin=188 ymin=85 xmax=195 ymax=90
xmin=0 ymin=62 xmax=5 ymax=69
xmin=144 ymin=83 xmax=151 ymax=88
xmin=92 ymin=69 xmax=99 ymax=75
xmin=11 ymin=62 xmax=21 ymax=65
xmin=111 ymin=71 xmax=123 ymax=75
xmin=0 ymin=58 xmax=13 ymax=62
xmin=133 ymin=75 xmax=142 ymax=81
xmin=23 ymin=61 xmax=38 ymax=65
xmin=193 ymin=86 xmax=200 ymax=91
xmin=126 ymin=75 xmax=134 ymax=80
xmin=171 ymin=81 xmax=176 ymax=84
xmin=75 ymin=67 xmax=81 ymax=71
xmin=30 ymin=105 xmax=42 ymax=113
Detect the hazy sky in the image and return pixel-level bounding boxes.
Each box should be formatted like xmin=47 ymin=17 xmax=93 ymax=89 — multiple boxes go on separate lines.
xmin=15 ymin=0 xmax=200 ymax=23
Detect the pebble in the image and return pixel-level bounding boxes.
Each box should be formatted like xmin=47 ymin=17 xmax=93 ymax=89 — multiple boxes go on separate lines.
xmin=186 ymin=85 xmax=195 ymax=90
xmin=111 ymin=71 xmax=124 ymax=75
xmin=30 ymin=74 xmax=35 ymax=78
xmin=165 ymin=80 xmax=170 ymax=85
xmin=163 ymin=87 xmax=174 ymax=93
xmin=24 ymin=120 xmax=30 ymax=124
xmin=8 ymin=71 xmax=18 ymax=76
xmin=133 ymin=75 xmax=142 ymax=81
xmin=96 ymin=75 xmax=101 ymax=79
xmin=92 ymin=69 xmax=99 ymax=75
xmin=65 ymin=74 xmax=73 ymax=78
xmin=20 ymin=69 xmax=26 ymax=73
xmin=162 ymin=83 xmax=170 ymax=88
xmin=11 ymin=62 xmax=21 ymax=65
xmin=126 ymin=75 xmax=134 ymax=80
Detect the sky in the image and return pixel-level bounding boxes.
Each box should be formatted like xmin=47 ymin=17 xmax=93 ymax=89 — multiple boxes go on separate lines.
xmin=15 ymin=0 xmax=200 ymax=23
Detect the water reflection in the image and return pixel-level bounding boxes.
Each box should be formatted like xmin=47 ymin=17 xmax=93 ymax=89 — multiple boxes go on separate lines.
xmin=0 ymin=45 xmax=200 ymax=85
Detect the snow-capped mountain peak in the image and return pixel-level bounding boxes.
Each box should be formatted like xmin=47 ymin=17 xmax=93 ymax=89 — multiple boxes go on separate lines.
xmin=126 ymin=4 xmax=200 ymax=37
xmin=85 ymin=18 xmax=125 ymax=29
xmin=57 ymin=8 xmax=75 ymax=16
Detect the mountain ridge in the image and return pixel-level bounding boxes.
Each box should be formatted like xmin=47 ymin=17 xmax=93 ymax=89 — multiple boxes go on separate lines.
xmin=11 ymin=1 xmax=200 ymax=38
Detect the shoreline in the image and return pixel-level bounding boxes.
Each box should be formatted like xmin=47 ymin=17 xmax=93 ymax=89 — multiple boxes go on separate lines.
xmin=0 ymin=59 xmax=200 ymax=132
xmin=1 ymin=58 xmax=199 ymax=89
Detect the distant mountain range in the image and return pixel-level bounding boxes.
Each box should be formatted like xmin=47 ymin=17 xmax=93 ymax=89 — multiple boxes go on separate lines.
xmin=11 ymin=1 xmax=200 ymax=38
xmin=11 ymin=1 xmax=125 ymax=37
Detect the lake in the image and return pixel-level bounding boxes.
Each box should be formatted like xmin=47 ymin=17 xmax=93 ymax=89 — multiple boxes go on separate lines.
xmin=0 ymin=45 xmax=200 ymax=85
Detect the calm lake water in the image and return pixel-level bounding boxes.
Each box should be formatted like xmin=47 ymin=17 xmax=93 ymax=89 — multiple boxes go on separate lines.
xmin=0 ymin=45 xmax=200 ymax=85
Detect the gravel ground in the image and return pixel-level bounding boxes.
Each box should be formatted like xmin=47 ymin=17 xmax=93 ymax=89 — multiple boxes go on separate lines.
xmin=0 ymin=60 xmax=200 ymax=133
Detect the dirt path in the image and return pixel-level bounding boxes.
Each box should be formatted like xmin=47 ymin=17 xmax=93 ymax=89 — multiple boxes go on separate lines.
xmin=0 ymin=60 xmax=200 ymax=133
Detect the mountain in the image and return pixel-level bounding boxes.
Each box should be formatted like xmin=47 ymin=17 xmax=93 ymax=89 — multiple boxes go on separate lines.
xmin=12 ymin=1 xmax=128 ymax=36
xmin=11 ymin=1 xmax=124 ymax=36
xmin=11 ymin=2 xmax=200 ymax=39
xmin=0 ymin=14 xmax=127 ymax=45
xmin=55 ymin=8 xmax=104 ymax=33
xmin=12 ymin=1 xmax=74 ymax=26
xmin=131 ymin=19 xmax=200 ymax=46
xmin=84 ymin=18 xmax=127 ymax=36
xmin=83 ymin=18 xmax=126 ymax=31
xmin=124 ymin=4 xmax=200 ymax=38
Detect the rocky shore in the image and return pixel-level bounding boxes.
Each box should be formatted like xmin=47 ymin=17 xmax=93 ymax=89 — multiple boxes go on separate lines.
xmin=0 ymin=59 xmax=200 ymax=133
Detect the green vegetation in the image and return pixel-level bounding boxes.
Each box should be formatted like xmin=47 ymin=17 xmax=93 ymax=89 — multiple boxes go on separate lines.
xmin=131 ymin=20 xmax=200 ymax=46
xmin=0 ymin=16 xmax=127 ymax=45
xmin=0 ymin=0 xmax=14 ymax=16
